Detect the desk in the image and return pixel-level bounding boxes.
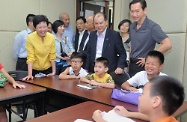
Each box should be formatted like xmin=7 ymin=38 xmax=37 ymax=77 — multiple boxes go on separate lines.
xmin=23 ymin=76 xmax=187 ymax=119
xmin=0 ymin=82 xmax=46 ymax=121
xmin=24 ymin=76 xmax=138 ymax=112
xmin=0 ymin=82 xmax=46 ymax=105
xmin=26 ymin=101 xmax=145 ymax=122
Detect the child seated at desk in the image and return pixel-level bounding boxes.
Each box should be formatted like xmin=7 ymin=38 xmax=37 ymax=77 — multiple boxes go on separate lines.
xmin=80 ymin=57 xmax=115 ymax=89
xmin=92 ymin=76 xmax=185 ymax=122
xmin=59 ymin=52 xmax=88 ymax=79
xmin=0 ymin=63 xmax=26 ymax=122
xmin=121 ymin=50 xmax=167 ymax=91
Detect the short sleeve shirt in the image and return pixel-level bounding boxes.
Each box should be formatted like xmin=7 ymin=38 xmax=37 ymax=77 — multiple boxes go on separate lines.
xmin=85 ymin=73 xmax=114 ymax=83
xmin=69 ymin=67 xmax=88 ymax=77
xmin=154 ymin=116 xmax=178 ymax=122
xmin=0 ymin=64 xmax=3 ymax=70
xmin=130 ymin=17 xmax=168 ymax=58
xmin=127 ymin=71 xmax=167 ymax=88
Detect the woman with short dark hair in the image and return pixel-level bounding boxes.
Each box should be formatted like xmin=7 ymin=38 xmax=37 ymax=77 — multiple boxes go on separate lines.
xmin=52 ymin=20 xmax=74 ymax=75
xmin=23 ymin=15 xmax=56 ymax=80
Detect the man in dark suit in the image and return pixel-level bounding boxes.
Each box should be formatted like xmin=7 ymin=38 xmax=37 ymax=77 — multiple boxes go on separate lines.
xmin=74 ymin=16 xmax=89 ymax=52
xmin=86 ymin=12 xmax=127 ymax=74
xmin=74 ymin=16 xmax=89 ymax=68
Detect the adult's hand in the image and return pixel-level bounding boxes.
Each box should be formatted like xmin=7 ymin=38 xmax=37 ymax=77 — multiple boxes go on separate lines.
xmin=47 ymin=72 xmax=55 ymax=77
xmin=115 ymin=67 xmax=124 ymax=74
xmin=22 ymin=75 xmax=33 ymax=81
xmin=136 ymin=58 xmax=145 ymax=67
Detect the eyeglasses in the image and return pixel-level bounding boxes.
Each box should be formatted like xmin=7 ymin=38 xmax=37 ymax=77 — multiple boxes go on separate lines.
xmin=71 ymin=60 xmax=82 ymax=64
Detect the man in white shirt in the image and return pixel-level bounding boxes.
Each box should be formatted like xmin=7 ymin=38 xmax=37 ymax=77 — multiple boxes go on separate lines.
xmin=13 ymin=14 xmax=35 ymax=71
xmin=86 ymin=12 xmax=126 ymax=73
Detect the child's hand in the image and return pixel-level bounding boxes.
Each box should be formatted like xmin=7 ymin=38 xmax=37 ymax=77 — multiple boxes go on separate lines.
xmin=90 ymin=80 xmax=99 ymax=86
xmin=12 ymin=82 xmax=26 ymax=89
xmin=75 ymin=76 xmax=80 ymax=79
xmin=113 ymin=105 xmax=130 ymax=117
xmin=92 ymin=110 xmax=103 ymax=122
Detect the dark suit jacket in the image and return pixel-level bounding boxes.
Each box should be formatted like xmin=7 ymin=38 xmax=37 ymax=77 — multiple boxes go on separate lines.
xmin=85 ymin=28 xmax=127 ymax=73
xmin=74 ymin=30 xmax=89 ymax=52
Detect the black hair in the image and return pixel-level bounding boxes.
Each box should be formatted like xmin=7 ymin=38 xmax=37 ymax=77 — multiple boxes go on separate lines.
xmin=95 ymin=57 xmax=109 ymax=68
xmin=94 ymin=12 xmax=107 ymax=21
xmin=145 ymin=50 xmax=164 ymax=65
xmin=149 ymin=76 xmax=185 ymax=115
xmin=76 ymin=16 xmax=86 ymax=23
xmin=70 ymin=52 xmax=84 ymax=61
xmin=118 ymin=19 xmax=132 ymax=32
xmin=33 ymin=15 xmax=49 ymax=28
xmin=129 ymin=0 xmax=147 ymax=10
xmin=26 ymin=14 xmax=35 ymax=26
xmin=52 ymin=20 xmax=64 ymax=34
xmin=48 ymin=21 xmax=52 ymax=26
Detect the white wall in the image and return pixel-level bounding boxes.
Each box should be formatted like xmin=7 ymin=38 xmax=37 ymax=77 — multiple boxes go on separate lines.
xmin=0 ymin=0 xmax=76 ymax=71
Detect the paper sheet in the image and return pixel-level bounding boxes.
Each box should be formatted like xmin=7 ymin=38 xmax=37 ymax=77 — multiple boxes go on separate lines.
xmin=74 ymin=119 xmax=92 ymax=122
xmin=74 ymin=110 xmax=135 ymax=122
xmin=101 ymin=110 xmax=135 ymax=122
xmin=77 ymin=84 xmax=98 ymax=90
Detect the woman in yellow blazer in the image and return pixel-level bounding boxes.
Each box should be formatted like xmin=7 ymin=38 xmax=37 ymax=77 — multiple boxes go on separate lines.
xmin=23 ymin=15 xmax=56 ymax=80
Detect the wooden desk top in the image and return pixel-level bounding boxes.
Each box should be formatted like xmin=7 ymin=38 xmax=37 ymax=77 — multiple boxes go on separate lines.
xmin=24 ymin=76 xmax=187 ymax=118
xmin=27 ymin=101 xmax=145 ymax=122
xmin=0 ymin=82 xmax=46 ymax=102
xmin=24 ymin=76 xmax=138 ymax=111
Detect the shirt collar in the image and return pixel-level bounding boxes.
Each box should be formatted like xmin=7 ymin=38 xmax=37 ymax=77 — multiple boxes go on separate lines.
xmin=26 ymin=28 xmax=32 ymax=34
xmin=79 ymin=29 xmax=85 ymax=35
xmin=133 ymin=16 xmax=148 ymax=30
xmin=96 ymin=27 xmax=107 ymax=37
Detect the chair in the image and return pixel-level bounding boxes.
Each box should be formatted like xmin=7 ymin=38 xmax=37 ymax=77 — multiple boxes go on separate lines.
xmin=7 ymin=71 xmax=38 ymax=122
xmin=110 ymin=72 xmax=130 ymax=87
xmin=8 ymin=70 xmax=28 ymax=81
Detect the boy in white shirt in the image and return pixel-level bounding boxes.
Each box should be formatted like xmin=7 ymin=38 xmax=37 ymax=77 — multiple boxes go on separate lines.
xmin=59 ymin=52 xmax=88 ymax=79
xmin=121 ymin=50 xmax=166 ymax=91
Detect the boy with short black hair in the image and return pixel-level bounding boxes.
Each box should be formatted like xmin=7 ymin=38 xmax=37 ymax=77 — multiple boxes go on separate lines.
xmin=93 ymin=76 xmax=185 ymax=122
xmin=81 ymin=57 xmax=115 ymax=89
xmin=121 ymin=50 xmax=166 ymax=91
xmin=138 ymin=76 xmax=184 ymax=121
xmin=59 ymin=52 xmax=88 ymax=79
